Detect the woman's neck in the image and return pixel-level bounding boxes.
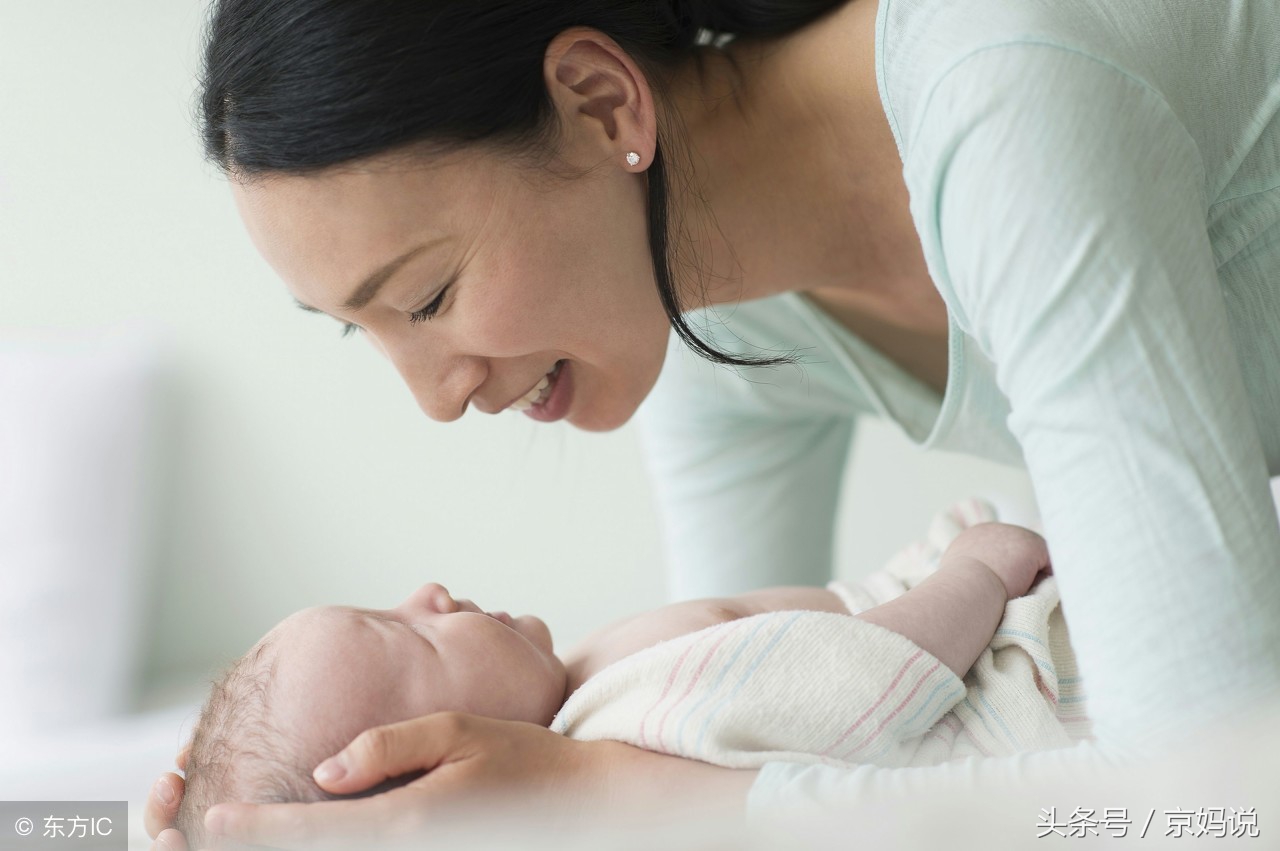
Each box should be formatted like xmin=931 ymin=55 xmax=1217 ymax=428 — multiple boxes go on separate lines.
xmin=661 ymin=1 xmax=937 ymax=327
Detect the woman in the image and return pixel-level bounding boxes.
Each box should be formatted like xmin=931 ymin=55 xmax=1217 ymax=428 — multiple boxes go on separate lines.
xmin=149 ymin=0 xmax=1280 ymax=846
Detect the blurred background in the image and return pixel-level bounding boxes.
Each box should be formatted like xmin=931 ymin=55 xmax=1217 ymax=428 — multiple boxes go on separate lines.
xmin=0 ymin=1 xmax=1149 ymax=846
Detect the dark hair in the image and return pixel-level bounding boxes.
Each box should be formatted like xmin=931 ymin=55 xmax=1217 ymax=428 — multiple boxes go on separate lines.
xmin=199 ymin=1 xmax=844 ymax=367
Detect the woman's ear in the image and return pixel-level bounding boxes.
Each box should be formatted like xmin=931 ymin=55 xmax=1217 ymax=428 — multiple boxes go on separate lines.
xmin=542 ymin=27 xmax=656 ymax=170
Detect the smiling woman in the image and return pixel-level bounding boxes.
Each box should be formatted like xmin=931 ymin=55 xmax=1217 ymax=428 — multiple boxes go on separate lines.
xmin=231 ymin=144 xmax=673 ymax=430
xmin=147 ymin=0 xmax=1280 ymax=846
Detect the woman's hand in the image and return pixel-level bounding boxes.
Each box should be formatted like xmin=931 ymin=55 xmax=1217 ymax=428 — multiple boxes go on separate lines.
xmin=145 ymin=743 xmax=192 ymax=851
xmin=196 ymin=712 xmax=755 ymax=850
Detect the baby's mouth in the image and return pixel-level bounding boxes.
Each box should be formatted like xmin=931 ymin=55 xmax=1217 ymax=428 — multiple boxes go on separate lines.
xmin=485 ymin=610 xmax=514 ymax=626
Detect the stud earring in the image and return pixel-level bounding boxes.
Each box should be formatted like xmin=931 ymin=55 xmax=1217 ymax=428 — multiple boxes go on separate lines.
xmin=625 ymin=151 xmax=641 ymax=167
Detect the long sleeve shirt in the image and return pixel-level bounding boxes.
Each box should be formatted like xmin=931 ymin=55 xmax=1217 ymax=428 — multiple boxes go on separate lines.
xmin=634 ymin=0 xmax=1280 ymax=810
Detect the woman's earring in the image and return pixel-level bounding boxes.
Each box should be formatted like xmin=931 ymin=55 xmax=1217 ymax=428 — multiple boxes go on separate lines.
xmin=625 ymin=151 xmax=641 ymax=167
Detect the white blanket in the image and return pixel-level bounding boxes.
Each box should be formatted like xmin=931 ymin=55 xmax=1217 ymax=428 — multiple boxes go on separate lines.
xmin=552 ymin=499 xmax=1090 ymax=768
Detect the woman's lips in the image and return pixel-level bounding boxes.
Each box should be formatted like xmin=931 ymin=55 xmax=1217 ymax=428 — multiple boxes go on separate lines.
xmin=524 ymin=359 xmax=572 ymax=423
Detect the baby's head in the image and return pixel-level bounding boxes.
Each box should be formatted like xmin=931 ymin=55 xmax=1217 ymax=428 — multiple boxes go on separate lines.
xmin=176 ymin=582 xmax=567 ymax=847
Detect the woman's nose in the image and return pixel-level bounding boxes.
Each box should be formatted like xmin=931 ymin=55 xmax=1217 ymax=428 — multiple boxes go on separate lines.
xmin=380 ymin=338 xmax=484 ymax=422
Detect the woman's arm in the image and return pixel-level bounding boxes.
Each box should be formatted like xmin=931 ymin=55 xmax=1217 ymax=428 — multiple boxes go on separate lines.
xmin=921 ymin=43 xmax=1280 ymax=746
xmin=754 ymin=41 xmax=1280 ymax=811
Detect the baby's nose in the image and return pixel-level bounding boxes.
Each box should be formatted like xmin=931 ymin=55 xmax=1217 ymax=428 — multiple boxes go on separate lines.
xmin=416 ymin=582 xmax=458 ymax=613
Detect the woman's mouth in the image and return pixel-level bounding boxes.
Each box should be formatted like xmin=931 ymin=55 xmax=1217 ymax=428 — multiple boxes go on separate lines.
xmin=508 ymin=362 xmax=560 ymax=412
xmin=511 ymin=359 xmax=572 ymax=423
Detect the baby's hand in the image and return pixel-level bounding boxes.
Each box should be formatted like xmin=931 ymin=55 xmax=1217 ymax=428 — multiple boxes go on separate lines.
xmin=943 ymin=522 xmax=1052 ymax=600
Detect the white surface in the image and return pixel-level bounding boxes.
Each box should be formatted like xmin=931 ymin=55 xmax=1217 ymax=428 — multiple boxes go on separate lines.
xmin=0 ymin=694 xmax=201 ymax=850
xmin=0 ymin=331 xmax=160 ymax=732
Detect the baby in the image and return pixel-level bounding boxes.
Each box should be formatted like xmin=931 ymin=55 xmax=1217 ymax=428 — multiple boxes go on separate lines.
xmin=176 ymin=522 xmax=1050 ymax=846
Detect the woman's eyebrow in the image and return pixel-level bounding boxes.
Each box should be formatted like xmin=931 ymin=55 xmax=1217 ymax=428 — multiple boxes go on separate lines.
xmin=341 ymin=243 xmax=433 ymax=312
xmin=292 ymin=237 xmax=447 ymax=315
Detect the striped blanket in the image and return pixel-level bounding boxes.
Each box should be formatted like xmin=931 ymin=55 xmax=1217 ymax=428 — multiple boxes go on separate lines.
xmin=551 ymin=499 xmax=1091 ymax=768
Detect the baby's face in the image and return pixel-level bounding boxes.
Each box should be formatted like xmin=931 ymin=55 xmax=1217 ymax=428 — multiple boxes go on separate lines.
xmin=261 ymin=583 xmax=567 ymax=754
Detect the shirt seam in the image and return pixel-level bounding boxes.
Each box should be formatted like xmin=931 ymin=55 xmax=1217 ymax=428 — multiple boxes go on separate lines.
xmin=1211 ymin=179 xmax=1280 ymax=209
xmin=874 ymin=0 xmax=906 ymax=162
xmin=905 ymin=40 xmax=1208 ymax=194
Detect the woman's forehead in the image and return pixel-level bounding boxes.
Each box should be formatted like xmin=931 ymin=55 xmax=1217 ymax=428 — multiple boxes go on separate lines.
xmin=231 ymin=167 xmax=472 ymax=299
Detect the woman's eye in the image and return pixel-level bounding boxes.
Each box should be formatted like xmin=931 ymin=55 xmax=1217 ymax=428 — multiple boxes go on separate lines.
xmin=408 ymin=285 xmax=450 ymax=325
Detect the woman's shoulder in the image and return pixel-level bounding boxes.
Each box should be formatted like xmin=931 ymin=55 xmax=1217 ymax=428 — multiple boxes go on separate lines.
xmin=878 ymin=0 xmax=1270 ymax=162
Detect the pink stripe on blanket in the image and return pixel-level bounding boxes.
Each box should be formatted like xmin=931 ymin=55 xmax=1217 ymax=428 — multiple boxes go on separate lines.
xmin=960 ymin=727 xmax=993 ymax=757
xmin=1027 ymin=667 xmax=1059 ymax=706
xmin=834 ymin=659 xmax=944 ymax=761
xmin=653 ymin=625 xmax=739 ymax=752
xmin=924 ymin=728 xmax=955 ymax=748
xmin=637 ymin=641 xmax=697 ymax=749
xmin=938 ymin=714 xmax=993 ymax=758
xmin=817 ymin=649 xmax=925 ymax=758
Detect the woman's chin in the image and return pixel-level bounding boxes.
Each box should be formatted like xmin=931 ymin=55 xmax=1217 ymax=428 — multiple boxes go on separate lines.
xmin=567 ymin=398 xmax=641 ymax=433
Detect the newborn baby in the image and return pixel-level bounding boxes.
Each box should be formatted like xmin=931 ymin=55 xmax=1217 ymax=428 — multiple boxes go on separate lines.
xmin=176 ymin=522 xmax=1049 ymax=846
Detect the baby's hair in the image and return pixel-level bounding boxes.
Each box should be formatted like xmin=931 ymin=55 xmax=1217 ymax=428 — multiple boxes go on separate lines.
xmin=176 ymin=635 xmax=347 ymax=849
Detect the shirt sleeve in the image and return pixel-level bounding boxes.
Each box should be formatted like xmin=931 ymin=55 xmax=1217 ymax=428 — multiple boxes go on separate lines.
xmin=751 ymin=42 xmax=1280 ymax=810
xmin=634 ymin=340 xmax=860 ymax=600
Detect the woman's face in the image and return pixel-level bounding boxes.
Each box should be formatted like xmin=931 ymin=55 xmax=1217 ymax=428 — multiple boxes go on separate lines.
xmin=230 ymin=146 xmax=672 ymax=431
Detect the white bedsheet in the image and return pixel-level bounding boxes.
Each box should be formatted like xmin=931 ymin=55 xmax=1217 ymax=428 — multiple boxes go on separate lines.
xmin=0 ymin=694 xmax=200 ymax=850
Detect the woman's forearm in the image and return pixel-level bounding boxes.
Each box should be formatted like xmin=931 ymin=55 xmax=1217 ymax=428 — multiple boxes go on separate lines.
xmin=853 ymin=558 xmax=1006 ymax=678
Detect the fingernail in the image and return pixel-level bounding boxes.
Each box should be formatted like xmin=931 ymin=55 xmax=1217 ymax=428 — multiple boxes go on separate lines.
xmin=314 ymin=757 xmax=347 ymax=784
xmin=154 ymin=835 xmax=173 ymax=851
xmin=205 ymin=808 xmax=226 ymax=836
xmin=153 ymin=779 xmax=175 ymax=807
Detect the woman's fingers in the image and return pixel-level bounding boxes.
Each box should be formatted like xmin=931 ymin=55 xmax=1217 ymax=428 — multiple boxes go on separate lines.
xmin=176 ymin=743 xmax=192 ymax=772
xmin=144 ymin=772 xmax=186 ymax=840
xmin=203 ymin=713 xmax=562 ymax=848
xmin=198 ymin=711 xmax=755 ymax=849
xmin=311 ymin=712 xmax=471 ymax=795
xmin=150 ymin=827 xmax=189 ymax=851
xmin=202 ymin=713 xmax=477 ymax=848
xmin=206 ymin=792 xmax=415 ymax=850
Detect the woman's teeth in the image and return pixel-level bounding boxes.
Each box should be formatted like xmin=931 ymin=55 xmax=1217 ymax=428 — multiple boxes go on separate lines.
xmin=509 ymin=363 xmax=560 ymax=412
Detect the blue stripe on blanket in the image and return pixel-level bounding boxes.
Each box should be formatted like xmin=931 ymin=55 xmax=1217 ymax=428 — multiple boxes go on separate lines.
xmin=899 ymin=679 xmax=967 ymax=738
xmin=977 ymin=689 xmax=1019 ymax=749
xmin=692 ymin=612 xmax=807 ymax=755
xmin=671 ymin=616 xmax=776 ymax=753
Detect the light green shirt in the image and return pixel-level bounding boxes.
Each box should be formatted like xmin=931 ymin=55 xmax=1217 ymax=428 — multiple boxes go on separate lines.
xmin=635 ymin=0 xmax=1280 ymax=806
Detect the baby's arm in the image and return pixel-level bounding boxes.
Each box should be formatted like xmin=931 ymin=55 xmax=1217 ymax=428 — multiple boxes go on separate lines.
xmin=856 ymin=523 xmax=1051 ymax=678
xmin=565 ymin=524 xmax=1049 ymax=688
